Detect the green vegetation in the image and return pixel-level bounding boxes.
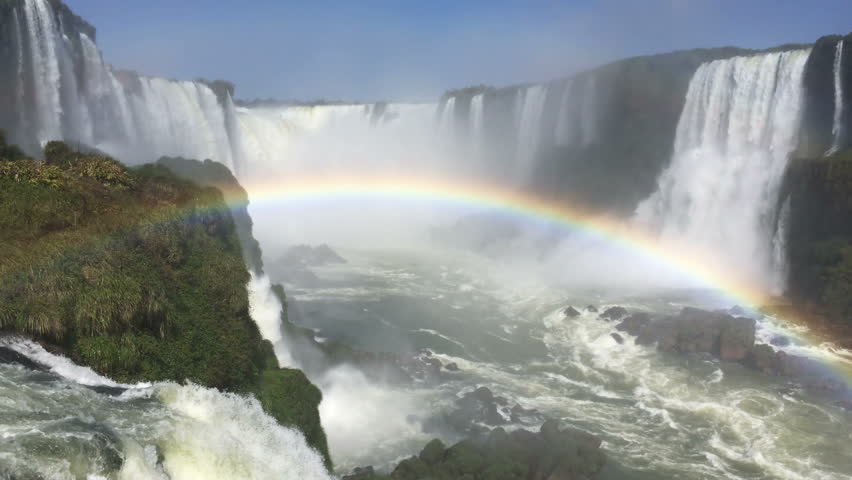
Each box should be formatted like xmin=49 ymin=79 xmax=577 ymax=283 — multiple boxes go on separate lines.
xmin=0 ymin=136 xmax=330 ymax=466
xmin=254 ymin=368 xmax=331 ymax=468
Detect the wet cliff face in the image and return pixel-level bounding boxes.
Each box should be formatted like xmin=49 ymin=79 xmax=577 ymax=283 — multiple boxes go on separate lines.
xmin=799 ymin=34 xmax=852 ymax=157
xmin=784 ymin=151 xmax=852 ymax=324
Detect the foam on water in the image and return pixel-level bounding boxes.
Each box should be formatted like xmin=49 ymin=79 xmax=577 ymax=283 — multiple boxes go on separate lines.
xmin=0 ymin=341 xmax=332 ymax=480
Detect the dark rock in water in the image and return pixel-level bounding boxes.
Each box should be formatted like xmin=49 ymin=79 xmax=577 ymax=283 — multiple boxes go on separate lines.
xmin=719 ymin=316 xmax=756 ymax=361
xmin=630 ymin=307 xmax=756 ymax=361
xmin=471 ymin=386 xmax=494 ymax=403
xmin=0 ymin=346 xmax=47 ymax=371
xmin=278 ymin=243 xmax=347 ymax=268
xmin=586 ymin=305 xmax=599 ymax=313
xmin=729 ymin=305 xmax=747 ymax=316
xmin=85 ymin=384 xmax=127 ymax=396
xmin=770 ymin=335 xmax=791 ymax=347
xmin=600 ymin=306 xmax=629 ymax=321
xmin=563 ymin=306 xmax=581 ymax=317
xmin=439 ymin=386 xmax=518 ymax=435
xmin=444 ymin=362 xmax=460 ymax=372
xmin=615 ymin=312 xmax=651 ymax=336
xmin=749 ymin=344 xmax=778 ymax=374
xmin=342 ymin=466 xmax=375 ymax=480
xmin=386 ymin=422 xmax=607 ymax=480
xmin=610 ymin=333 xmax=624 ymax=344
xmin=510 ymin=404 xmax=541 ymax=423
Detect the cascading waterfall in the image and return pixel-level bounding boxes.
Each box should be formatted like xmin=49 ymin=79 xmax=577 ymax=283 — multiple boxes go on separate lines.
xmin=553 ymin=75 xmax=598 ymax=148
xmin=635 ymin=50 xmax=810 ymax=293
xmin=7 ymin=0 xmax=238 ymax=171
xmin=469 ymin=93 xmax=484 ymax=155
xmin=515 ymin=86 xmax=547 ymax=179
xmin=22 ymin=0 xmax=63 ymax=143
xmin=438 ymin=96 xmax=456 ymax=141
xmin=829 ymin=39 xmax=845 ymax=154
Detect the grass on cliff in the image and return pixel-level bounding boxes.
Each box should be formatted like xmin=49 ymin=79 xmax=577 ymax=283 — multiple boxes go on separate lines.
xmin=0 ymin=134 xmax=332 ymax=466
xmin=0 ymin=138 xmax=265 ymax=389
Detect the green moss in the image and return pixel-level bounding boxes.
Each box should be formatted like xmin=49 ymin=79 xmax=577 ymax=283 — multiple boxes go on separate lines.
xmin=254 ymin=368 xmax=332 ymax=468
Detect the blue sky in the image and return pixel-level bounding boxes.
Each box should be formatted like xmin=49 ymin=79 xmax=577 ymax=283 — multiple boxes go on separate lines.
xmin=66 ymin=0 xmax=851 ymax=102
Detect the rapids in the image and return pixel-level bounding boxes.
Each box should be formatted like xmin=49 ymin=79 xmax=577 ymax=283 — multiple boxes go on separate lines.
xmin=273 ymin=248 xmax=852 ymax=479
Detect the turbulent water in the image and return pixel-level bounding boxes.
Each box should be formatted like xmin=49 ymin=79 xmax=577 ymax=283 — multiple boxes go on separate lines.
xmin=5 ymin=1 xmax=852 ymax=479
xmin=635 ymin=50 xmax=810 ymax=294
xmin=275 ymin=249 xmax=852 ymax=479
xmin=0 ymin=341 xmax=331 ymax=480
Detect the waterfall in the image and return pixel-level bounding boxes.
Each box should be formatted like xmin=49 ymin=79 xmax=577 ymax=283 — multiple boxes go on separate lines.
xmin=515 ymin=86 xmax=547 ymax=178
xmin=22 ymin=0 xmax=63 ymax=143
xmin=635 ymin=50 xmax=810 ymax=293
xmin=553 ymin=75 xmax=598 ymax=148
xmin=5 ymin=0 xmax=238 ymax=172
xmin=469 ymin=93 xmax=484 ymax=155
xmin=828 ymin=40 xmax=845 ymax=154
xmin=438 ymin=96 xmax=456 ymax=140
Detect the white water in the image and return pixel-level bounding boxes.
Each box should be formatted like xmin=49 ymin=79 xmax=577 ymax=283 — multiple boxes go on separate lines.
xmin=635 ymin=50 xmax=810 ymax=294
xmin=829 ymin=40 xmax=845 ymax=154
xmin=0 ymin=339 xmax=331 ymax=480
xmin=248 ymin=272 xmax=295 ymax=367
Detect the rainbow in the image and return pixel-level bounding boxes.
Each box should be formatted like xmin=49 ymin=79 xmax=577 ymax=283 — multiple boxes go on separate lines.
xmin=234 ymin=174 xmax=769 ymax=305
xmin=228 ymin=174 xmax=852 ymax=381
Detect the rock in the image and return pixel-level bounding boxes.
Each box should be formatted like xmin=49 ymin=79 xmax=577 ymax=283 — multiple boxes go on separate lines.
xmin=586 ymin=305 xmax=598 ymax=313
xmin=419 ymin=439 xmax=446 ymax=465
xmin=599 ymin=306 xmax=629 ymax=321
xmin=0 ymin=346 xmax=47 ymax=371
xmin=673 ymin=307 xmax=726 ymax=353
xmin=563 ymin=306 xmax=581 ymax=318
xmin=615 ymin=312 xmax=651 ymax=336
xmin=387 ymin=423 xmax=606 ymax=480
xmin=719 ymin=316 xmax=756 ymax=361
xmin=610 ymin=333 xmax=624 ymax=344
xmin=539 ymin=418 xmax=561 ymax=440
xmin=342 ymin=466 xmax=375 ymax=480
xmin=770 ymin=335 xmax=791 ymax=347
xmin=471 ymin=386 xmax=494 ymax=403
xmin=278 ymin=243 xmax=346 ymax=268
xmin=729 ymin=305 xmax=747 ymax=316
xmin=749 ymin=344 xmax=778 ymax=374
xmin=444 ymin=362 xmax=460 ymax=372
xmin=510 ymin=404 xmax=541 ymax=423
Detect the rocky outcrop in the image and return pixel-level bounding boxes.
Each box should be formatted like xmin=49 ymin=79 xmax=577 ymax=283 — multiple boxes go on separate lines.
xmin=362 ymin=420 xmax=606 ymax=480
xmin=279 ymin=243 xmax=347 ymax=267
xmin=799 ymin=34 xmax=852 ymax=157
xmin=623 ymin=308 xmax=756 ymax=361
xmin=599 ymin=306 xmax=629 ymax=321
xmin=425 ymin=386 xmax=542 ymax=437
